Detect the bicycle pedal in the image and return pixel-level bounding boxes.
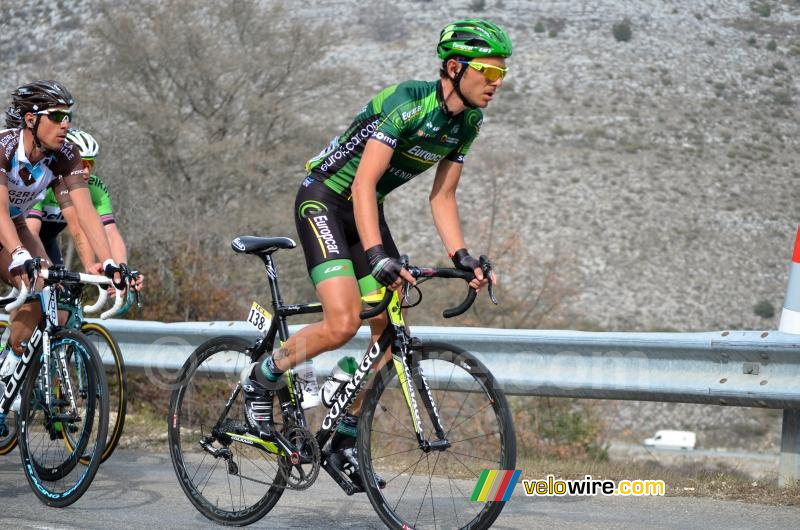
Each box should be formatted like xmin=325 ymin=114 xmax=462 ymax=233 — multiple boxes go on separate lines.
xmin=321 ymin=456 xmax=363 ymax=496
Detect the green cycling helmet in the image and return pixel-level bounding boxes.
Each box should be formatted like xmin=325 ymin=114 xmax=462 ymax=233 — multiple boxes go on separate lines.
xmin=437 ymin=19 xmax=512 ymax=60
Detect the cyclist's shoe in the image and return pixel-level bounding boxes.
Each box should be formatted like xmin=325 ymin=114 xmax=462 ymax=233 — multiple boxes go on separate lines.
xmin=0 ymin=412 xmax=7 ymax=438
xmin=328 ymin=415 xmax=386 ymax=491
xmin=240 ymin=363 xmax=275 ymax=440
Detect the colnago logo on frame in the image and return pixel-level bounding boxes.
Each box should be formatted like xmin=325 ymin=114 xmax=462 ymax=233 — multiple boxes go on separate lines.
xmin=470 ymin=470 xmax=522 ymax=502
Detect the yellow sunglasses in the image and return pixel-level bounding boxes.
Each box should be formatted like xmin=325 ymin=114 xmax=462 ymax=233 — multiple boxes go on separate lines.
xmin=458 ymin=61 xmax=508 ymax=82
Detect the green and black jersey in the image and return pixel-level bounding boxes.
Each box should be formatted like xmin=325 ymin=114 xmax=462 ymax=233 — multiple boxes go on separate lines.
xmin=305 ymin=80 xmax=483 ymax=201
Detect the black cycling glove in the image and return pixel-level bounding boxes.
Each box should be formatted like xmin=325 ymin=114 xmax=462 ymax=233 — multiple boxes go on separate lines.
xmin=365 ymin=245 xmax=403 ymax=287
xmin=451 ymin=248 xmax=481 ymax=273
xmin=103 ymin=260 xmax=127 ymax=290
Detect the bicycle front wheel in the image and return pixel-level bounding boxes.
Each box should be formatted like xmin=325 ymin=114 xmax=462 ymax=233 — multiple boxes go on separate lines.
xmin=168 ymin=335 xmax=286 ymax=526
xmin=77 ymin=322 xmax=127 ymax=463
xmin=358 ymin=341 xmax=516 ymax=530
xmin=0 ymin=319 xmax=18 ymax=455
xmin=17 ymin=329 xmax=109 ymax=507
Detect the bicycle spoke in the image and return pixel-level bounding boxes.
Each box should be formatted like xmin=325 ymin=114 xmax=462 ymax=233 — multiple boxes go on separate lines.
xmin=362 ymin=343 xmax=514 ymax=529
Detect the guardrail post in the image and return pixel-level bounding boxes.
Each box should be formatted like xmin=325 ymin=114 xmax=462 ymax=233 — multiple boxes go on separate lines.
xmin=779 ymin=410 xmax=800 ymax=486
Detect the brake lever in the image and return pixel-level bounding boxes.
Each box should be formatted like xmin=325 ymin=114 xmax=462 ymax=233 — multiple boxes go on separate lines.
xmin=399 ymin=255 xmax=412 ymax=304
xmin=479 ymin=255 xmax=498 ymax=305
xmin=131 ymin=270 xmax=143 ymax=309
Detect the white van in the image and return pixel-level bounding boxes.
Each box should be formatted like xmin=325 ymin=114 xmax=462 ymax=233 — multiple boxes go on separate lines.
xmin=643 ymin=430 xmax=696 ymax=450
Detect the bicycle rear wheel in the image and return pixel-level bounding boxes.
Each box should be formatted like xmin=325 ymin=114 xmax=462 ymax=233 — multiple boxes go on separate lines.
xmin=17 ymin=329 xmax=109 ymax=507
xmin=168 ymin=335 xmax=286 ymax=526
xmin=358 ymin=341 xmax=516 ymax=530
xmin=0 ymin=319 xmax=18 ymax=455
xmin=74 ymin=322 xmax=127 ymax=463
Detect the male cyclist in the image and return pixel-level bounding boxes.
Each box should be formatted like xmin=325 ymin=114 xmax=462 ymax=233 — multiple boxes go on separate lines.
xmin=0 ymin=81 xmax=124 ymax=435
xmin=26 ymin=128 xmax=144 ymax=291
xmin=242 ymin=19 xmax=510 ymax=489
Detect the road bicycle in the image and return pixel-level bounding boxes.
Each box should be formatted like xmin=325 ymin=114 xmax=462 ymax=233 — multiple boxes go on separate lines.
xmin=0 ymin=270 xmax=138 ymax=463
xmin=169 ymin=236 xmax=516 ymax=529
xmin=0 ymin=261 xmax=123 ymax=506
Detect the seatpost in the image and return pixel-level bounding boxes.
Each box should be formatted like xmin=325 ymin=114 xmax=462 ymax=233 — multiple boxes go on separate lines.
xmin=261 ymin=254 xmax=290 ymax=341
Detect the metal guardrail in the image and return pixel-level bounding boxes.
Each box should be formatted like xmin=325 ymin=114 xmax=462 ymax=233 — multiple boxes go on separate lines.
xmin=84 ymin=319 xmax=800 ymax=485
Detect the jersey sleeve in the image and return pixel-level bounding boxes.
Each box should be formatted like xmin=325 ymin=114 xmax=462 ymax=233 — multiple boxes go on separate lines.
xmin=445 ymin=109 xmax=483 ymax=163
xmin=51 ymin=142 xmax=85 ymax=182
xmin=0 ymin=131 xmax=14 ymax=179
xmin=88 ymin=175 xmax=115 ymax=224
xmin=369 ymin=84 xmax=426 ymax=149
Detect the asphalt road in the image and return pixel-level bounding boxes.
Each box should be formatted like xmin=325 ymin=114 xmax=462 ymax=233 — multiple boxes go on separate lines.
xmin=0 ymin=449 xmax=798 ymax=529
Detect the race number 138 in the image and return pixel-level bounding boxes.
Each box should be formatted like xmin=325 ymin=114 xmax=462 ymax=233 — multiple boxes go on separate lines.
xmin=247 ymin=301 xmax=271 ymax=333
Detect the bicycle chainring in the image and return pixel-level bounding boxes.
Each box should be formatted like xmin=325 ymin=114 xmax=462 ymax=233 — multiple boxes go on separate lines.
xmin=279 ymin=425 xmax=320 ymax=490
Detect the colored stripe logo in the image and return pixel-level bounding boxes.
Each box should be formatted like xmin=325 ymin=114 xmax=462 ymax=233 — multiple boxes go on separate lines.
xmin=470 ymin=470 xmax=522 ymax=501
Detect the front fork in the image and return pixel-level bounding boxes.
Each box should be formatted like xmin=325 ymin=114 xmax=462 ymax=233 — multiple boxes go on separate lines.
xmin=394 ymin=339 xmax=449 ymax=452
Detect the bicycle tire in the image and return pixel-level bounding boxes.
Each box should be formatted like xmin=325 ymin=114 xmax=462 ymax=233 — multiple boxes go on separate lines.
xmin=0 ymin=319 xmax=18 ymax=455
xmin=358 ymin=340 xmax=516 ymax=530
xmin=69 ymin=322 xmax=126 ymax=463
xmin=168 ymin=335 xmax=286 ymax=526
xmin=17 ymin=328 xmax=109 ymax=507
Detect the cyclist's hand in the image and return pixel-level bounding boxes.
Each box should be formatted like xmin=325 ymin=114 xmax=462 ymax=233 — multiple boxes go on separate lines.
xmin=366 ymin=244 xmax=415 ymax=291
xmin=87 ymin=262 xmax=103 ymax=276
xmin=8 ymin=248 xmax=33 ymax=289
xmin=103 ymin=259 xmax=126 ymax=290
xmin=452 ymin=249 xmax=493 ymax=291
xmin=131 ymin=271 xmax=144 ymax=292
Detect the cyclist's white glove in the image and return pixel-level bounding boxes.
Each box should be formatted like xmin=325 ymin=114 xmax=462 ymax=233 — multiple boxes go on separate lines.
xmin=8 ymin=249 xmax=32 ymax=272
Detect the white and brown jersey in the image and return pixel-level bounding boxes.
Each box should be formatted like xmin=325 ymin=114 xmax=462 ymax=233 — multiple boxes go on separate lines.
xmin=0 ymin=128 xmax=84 ymax=218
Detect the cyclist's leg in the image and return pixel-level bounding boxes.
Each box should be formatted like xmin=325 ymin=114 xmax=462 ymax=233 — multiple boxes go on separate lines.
xmin=269 ymin=275 xmax=363 ymax=374
xmin=327 ymin=206 xmax=397 ymax=489
xmin=0 ymin=221 xmax=48 ymax=435
xmin=41 ymin=233 xmax=64 ymax=266
xmin=4 ymin=219 xmax=49 ymax=355
xmin=265 ymin=180 xmax=364 ymax=375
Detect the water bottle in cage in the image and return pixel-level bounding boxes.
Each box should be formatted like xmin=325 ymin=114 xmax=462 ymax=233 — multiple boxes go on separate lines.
xmin=320 ymin=356 xmax=358 ymax=408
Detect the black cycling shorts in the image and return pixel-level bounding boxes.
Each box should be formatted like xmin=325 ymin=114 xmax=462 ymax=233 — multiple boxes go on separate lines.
xmin=294 ymin=176 xmax=398 ymax=294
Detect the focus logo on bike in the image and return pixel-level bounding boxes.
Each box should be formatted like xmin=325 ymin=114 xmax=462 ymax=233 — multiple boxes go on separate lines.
xmin=247 ymin=301 xmax=271 ymax=334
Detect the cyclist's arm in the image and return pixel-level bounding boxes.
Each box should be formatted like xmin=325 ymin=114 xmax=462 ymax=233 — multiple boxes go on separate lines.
xmin=430 ymin=159 xmax=489 ymax=288
xmin=25 ymin=209 xmax=43 ymax=236
xmin=429 ymin=159 xmax=468 ymax=257
xmin=0 ymin=178 xmax=24 ymax=253
xmin=104 ymin=223 xmax=127 ymax=264
xmin=53 ymin=178 xmax=114 ymax=265
xmin=352 ymin=139 xmax=415 ymax=288
xmin=352 ymin=139 xmax=394 ymax=249
xmin=60 ymin=206 xmax=98 ymax=271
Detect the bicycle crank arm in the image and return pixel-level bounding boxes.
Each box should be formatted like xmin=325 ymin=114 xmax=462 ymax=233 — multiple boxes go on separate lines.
xmin=321 ymin=458 xmax=363 ymax=496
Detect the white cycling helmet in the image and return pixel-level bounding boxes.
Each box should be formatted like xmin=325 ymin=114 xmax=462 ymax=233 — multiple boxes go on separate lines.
xmin=66 ymin=129 xmax=99 ymax=158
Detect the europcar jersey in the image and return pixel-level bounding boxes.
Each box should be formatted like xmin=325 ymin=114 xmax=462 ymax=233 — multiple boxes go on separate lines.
xmin=0 ymin=128 xmax=83 ymax=218
xmin=28 ymin=174 xmax=116 ymax=230
xmin=306 ymin=80 xmax=483 ymax=201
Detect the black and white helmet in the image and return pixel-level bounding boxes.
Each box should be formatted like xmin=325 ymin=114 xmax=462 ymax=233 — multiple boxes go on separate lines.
xmin=4 ymin=106 xmax=22 ymax=129
xmin=9 ymin=80 xmax=74 ymax=116
xmin=66 ymin=129 xmax=99 ymax=158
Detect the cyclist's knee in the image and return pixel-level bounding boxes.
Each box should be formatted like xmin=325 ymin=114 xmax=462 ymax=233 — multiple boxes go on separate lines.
xmin=323 ymin=315 xmax=360 ymax=348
